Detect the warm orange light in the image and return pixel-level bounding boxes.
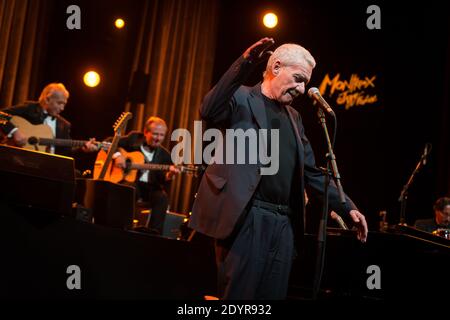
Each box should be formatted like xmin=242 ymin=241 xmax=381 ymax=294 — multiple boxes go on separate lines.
xmin=83 ymin=71 xmax=101 ymax=88
xmin=263 ymin=13 xmax=278 ymax=29
xmin=115 ymin=18 xmax=125 ymax=29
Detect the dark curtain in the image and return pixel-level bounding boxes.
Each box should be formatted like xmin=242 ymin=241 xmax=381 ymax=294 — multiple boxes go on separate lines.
xmin=125 ymin=0 xmax=218 ymax=213
xmin=0 ymin=0 xmax=52 ymax=107
xmin=437 ymin=20 xmax=450 ymax=197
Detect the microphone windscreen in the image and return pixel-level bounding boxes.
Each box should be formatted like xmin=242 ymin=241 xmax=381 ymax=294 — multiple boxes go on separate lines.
xmin=308 ymin=87 xmax=319 ymax=97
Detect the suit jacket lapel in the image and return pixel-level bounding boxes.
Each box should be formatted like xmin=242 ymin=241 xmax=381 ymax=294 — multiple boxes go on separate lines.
xmin=248 ymin=84 xmax=304 ymax=142
xmin=32 ymin=103 xmax=46 ymax=123
xmin=248 ymin=84 xmax=267 ymax=130
xmin=151 ymin=147 xmax=160 ymax=163
xmin=284 ymin=105 xmax=305 ymax=168
xmin=248 ymin=84 xmax=305 ymax=168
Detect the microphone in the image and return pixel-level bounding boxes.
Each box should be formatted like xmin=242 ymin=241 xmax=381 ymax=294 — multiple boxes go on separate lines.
xmin=308 ymin=87 xmax=335 ymax=116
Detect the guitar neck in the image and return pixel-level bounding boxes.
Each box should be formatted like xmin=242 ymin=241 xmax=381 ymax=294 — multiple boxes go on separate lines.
xmin=37 ymin=138 xmax=88 ymax=148
xmin=35 ymin=138 xmax=110 ymax=149
xmin=130 ymin=163 xmax=172 ymax=171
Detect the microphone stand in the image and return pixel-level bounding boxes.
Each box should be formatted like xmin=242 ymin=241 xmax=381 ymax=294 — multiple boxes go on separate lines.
xmin=398 ymin=144 xmax=431 ymax=226
xmin=312 ymin=108 xmax=345 ymax=300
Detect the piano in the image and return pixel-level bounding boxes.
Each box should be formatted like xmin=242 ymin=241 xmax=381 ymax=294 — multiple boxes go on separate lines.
xmin=288 ymin=226 xmax=449 ymax=301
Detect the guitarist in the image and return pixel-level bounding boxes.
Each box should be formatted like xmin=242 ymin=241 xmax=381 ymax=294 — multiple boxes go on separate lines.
xmin=0 ymin=83 xmax=97 ymax=155
xmin=114 ymin=116 xmax=180 ymax=235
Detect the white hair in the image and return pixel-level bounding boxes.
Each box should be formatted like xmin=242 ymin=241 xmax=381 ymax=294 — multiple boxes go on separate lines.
xmin=264 ymin=43 xmax=316 ymax=79
xmin=39 ymin=83 xmax=69 ymax=103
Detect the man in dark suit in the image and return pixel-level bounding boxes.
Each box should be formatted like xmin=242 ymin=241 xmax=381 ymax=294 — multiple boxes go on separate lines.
xmin=114 ymin=116 xmax=180 ymax=235
xmin=415 ymin=196 xmax=450 ymax=233
xmin=0 ymin=82 xmax=97 ymax=155
xmin=189 ymin=38 xmax=368 ymax=300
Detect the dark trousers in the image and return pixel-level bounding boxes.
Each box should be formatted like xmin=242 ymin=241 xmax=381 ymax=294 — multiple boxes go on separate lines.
xmin=137 ymin=182 xmax=169 ymax=235
xmin=215 ymin=200 xmax=295 ymax=300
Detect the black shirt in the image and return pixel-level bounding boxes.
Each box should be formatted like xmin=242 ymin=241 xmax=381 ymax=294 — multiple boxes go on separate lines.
xmin=254 ymin=94 xmax=298 ymax=205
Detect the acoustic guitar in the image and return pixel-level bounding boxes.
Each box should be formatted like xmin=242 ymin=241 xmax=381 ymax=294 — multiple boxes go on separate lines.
xmin=6 ymin=115 xmax=109 ymax=152
xmin=93 ymin=147 xmax=201 ymax=183
xmin=75 ymin=112 xmax=136 ymax=229
xmin=8 ymin=115 xmax=53 ymax=151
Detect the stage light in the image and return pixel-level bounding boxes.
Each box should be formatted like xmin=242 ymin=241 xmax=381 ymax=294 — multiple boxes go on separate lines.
xmin=263 ymin=13 xmax=278 ymax=29
xmin=115 ymin=18 xmax=125 ymax=29
xmin=83 ymin=71 xmax=101 ymax=88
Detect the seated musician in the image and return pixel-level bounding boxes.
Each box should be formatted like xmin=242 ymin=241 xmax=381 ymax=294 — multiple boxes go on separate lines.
xmin=0 ymin=83 xmax=97 ymax=155
xmin=414 ymin=196 xmax=450 ymax=233
xmin=113 ymin=116 xmax=180 ymax=235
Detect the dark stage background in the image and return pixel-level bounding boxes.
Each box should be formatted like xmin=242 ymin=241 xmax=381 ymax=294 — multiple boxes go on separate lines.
xmin=1 ymin=0 xmax=449 ymax=230
xmin=210 ymin=0 xmax=450 ymax=229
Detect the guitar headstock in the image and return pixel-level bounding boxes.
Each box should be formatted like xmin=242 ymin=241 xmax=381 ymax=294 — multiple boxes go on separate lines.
xmin=113 ymin=112 xmax=133 ymax=134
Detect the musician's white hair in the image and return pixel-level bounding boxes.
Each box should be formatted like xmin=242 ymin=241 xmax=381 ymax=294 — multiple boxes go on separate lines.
xmin=145 ymin=116 xmax=167 ymax=132
xmin=264 ymin=43 xmax=316 ymax=79
xmin=39 ymin=83 xmax=69 ymax=103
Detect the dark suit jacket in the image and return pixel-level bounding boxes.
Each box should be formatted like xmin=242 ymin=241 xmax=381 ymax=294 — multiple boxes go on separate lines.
xmin=118 ymin=131 xmax=172 ymax=192
xmin=1 ymin=101 xmax=71 ymax=155
xmin=414 ymin=218 xmax=439 ymax=233
xmin=189 ymin=56 xmax=358 ymax=240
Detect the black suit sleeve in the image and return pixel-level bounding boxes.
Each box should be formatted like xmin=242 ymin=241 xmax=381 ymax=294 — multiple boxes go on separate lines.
xmin=0 ymin=104 xmax=36 ymax=134
xmin=2 ymin=104 xmax=34 ymax=117
xmin=200 ymin=56 xmax=255 ymax=125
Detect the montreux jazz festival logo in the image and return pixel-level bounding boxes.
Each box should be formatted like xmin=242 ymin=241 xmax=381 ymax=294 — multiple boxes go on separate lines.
xmin=318 ymin=73 xmax=377 ymax=110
